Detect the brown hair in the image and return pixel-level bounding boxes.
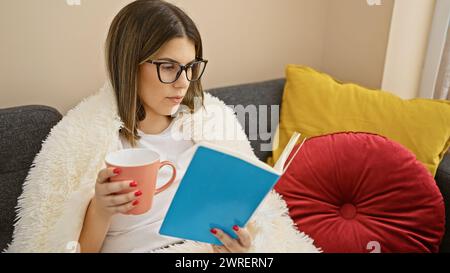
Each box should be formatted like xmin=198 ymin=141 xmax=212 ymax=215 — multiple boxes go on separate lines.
xmin=105 ymin=0 xmax=204 ymax=147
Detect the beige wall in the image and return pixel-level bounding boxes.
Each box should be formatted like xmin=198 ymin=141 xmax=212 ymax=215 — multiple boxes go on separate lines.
xmin=321 ymin=0 xmax=394 ymax=90
xmin=0 ymin=0 xmax=394 ymax=114
xmin=0 ymin=0 xmax=132 ymax=113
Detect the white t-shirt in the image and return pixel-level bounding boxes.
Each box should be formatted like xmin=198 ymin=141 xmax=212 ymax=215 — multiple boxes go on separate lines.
xmin=100 ymin=119 xmax=196 ymax=253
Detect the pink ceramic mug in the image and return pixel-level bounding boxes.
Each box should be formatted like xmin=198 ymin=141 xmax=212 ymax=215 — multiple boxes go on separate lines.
xmin=105 ymin=148 xmax=176 ymax=215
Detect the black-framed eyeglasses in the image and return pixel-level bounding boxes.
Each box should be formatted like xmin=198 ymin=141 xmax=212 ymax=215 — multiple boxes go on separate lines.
xmin=146 ymin=58 xmax=208 ymax=84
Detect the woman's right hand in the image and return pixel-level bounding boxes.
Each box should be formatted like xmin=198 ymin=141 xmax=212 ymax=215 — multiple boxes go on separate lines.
xmin=91 ymin=167 xmax=141 ymax=218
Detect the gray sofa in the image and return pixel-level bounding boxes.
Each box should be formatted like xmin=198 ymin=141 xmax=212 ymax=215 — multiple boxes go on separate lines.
xmin=1 ymin=78 xmax=449 ymax=252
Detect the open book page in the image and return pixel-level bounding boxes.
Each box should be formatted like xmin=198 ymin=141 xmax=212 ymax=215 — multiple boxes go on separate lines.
xmin=273 ymin=132 xmax=303 ymax=173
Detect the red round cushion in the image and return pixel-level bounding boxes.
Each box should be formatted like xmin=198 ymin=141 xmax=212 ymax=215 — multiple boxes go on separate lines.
xmin=274 ymin=132 xmax=445 ymax=253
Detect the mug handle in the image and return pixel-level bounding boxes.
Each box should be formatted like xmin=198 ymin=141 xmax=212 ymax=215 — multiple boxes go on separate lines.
xmin=155 ymin=161 xmax=177 ymax=194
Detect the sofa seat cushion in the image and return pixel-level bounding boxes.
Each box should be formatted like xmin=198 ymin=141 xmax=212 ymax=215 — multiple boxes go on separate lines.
xmin=275 ymin=132 xmax=445 ymax=252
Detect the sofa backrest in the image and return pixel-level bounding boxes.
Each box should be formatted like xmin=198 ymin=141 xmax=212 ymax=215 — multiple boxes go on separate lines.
xmin=0 ymin=105 xmax=62 ymax=251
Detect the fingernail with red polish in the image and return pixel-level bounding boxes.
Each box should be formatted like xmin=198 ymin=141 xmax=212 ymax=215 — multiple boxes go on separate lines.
xmin=132 ymin=200 xmax=139 ymax=206
xmin=113 ymin=168 xmax=122 ymax=175
xmin=233 ymin=225 xmax=239 ymax=231
xmin=130 ymin=181 xmax=137 ymax=187
xmin=134 ymin=190 xmax=142 ymax=197
xmin=210 ymin=228 xmax=217 ymax=235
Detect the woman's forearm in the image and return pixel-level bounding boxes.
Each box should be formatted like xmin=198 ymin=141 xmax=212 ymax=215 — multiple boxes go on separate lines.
xmin=78 ymin=198 xmax=112 ymax=253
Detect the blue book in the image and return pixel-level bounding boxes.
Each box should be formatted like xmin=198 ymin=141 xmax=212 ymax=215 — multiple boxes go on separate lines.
xmin=159 ymin=132 xmax=303 ymax=245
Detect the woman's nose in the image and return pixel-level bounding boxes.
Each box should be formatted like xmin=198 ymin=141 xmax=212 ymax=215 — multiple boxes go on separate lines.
xmin=173 ymin=70 xmax=190 ymax=88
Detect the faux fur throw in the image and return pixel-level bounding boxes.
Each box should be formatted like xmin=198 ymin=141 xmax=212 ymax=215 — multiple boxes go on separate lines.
xmin=6 ymin=81 xmax=320 ymax=253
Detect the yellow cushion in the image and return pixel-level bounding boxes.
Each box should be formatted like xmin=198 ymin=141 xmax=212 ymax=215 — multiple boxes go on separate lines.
xmin=269 ymin=65 xmax=450 ymax=176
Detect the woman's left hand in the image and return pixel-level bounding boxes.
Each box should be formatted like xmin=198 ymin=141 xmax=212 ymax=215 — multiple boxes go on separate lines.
xmin=210 ymin=225 xmax=252 ymax=253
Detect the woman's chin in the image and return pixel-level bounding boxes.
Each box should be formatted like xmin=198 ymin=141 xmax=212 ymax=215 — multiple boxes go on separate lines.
xmin=168 ymin=105 xmax=181 ymax=116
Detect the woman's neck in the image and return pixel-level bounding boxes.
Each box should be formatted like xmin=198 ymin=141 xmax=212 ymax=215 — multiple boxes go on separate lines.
xmin=138 ymin=109 xmax=173 ymax=135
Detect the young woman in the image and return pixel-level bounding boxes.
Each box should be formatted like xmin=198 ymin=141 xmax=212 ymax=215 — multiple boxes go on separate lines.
xmin=6 ymin=0 xmax=318 ymax=253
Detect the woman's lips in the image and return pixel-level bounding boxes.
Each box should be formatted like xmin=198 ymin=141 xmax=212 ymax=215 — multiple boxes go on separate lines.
xmin=166 ymin=96 xmax=184 ymax=104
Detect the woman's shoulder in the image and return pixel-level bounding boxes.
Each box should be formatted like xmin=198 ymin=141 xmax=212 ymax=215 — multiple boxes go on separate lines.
xmin=46 ymin=81 xmax=122 ymax=151
xmin=65 ymin=81 xmax=118 ymax=121
xmin=200 ymin=92 xmax=237 ymax=119
xmin=203 ymin=92 xmax=228 ymax=108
